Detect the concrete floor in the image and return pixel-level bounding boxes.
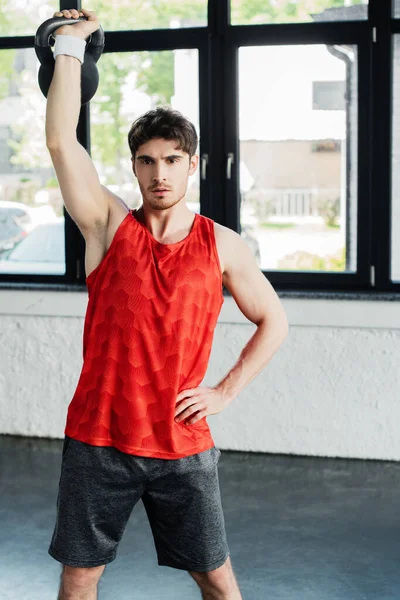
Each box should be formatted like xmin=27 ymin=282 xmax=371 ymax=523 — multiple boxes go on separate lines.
xmin=1 ymin=436 xmax=400 ymax=600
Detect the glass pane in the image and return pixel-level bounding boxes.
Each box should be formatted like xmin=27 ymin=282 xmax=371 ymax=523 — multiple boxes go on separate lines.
xmin=0 ymin=48 xmax=66 ymax=276
xmin=395 ymin=0 xmax=400 ymax=18
xmin=0 ymin=1 xmax=59 ymax=36
xmin=392 ymin=36 xmax=400 ymax=280
xmin=231 ymin=0 xmax=368 ymax=26
xmin=1 ymin=1 xmax=207 ymax=36
xmin=93 ymin=0 xmax=207 ymax=31
xmin=92 ymin=50 xmax=200 ymax=213
xmin=239 ymin=44 xmax=358 ymax=272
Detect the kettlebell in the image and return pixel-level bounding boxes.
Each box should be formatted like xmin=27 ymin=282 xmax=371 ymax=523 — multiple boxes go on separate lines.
xmin=34 ymin=16 xmax=105 ymax=105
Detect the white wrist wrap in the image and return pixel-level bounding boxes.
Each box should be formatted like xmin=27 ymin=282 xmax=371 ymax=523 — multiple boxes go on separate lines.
xmin=53 ymin=34 xmax=86 ymax=65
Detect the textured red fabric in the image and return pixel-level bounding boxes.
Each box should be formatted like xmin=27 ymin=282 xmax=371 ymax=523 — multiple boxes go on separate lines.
xmin=64 ymin=209 xmax=224 ymax=459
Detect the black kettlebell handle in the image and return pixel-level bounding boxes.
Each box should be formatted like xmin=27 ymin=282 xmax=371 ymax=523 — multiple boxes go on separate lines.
xmin=35 ymin=16 xmax=105 ymax=64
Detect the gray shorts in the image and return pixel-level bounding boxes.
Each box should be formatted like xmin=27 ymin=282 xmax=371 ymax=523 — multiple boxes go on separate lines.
xmin=48 ymin=436 xmax=230 ymax=572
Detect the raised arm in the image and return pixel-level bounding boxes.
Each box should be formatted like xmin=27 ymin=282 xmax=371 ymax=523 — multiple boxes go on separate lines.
xmin=45 ymin=8 xmax=109 ymax=235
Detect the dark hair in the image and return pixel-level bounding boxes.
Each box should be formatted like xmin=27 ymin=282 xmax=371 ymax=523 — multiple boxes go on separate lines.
xmin=128 ymin=106 xmax=198 ymax=159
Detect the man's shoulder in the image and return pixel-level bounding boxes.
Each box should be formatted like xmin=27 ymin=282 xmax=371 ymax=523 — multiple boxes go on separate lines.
xmin=213 ymin=220 xmax=242 ymax=247
xmin=212 ymin=221 xmax=250 ymax=276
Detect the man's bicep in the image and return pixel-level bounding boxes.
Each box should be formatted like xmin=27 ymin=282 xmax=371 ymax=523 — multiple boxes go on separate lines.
xmin=222 ymin=231 xmax=288 ymax=327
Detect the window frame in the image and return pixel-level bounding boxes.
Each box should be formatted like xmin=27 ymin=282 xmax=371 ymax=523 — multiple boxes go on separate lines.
xmin=223 ymin=19 xmax=372 ymax=291
xmin=0 ymin=0 xmax=398 ymax=295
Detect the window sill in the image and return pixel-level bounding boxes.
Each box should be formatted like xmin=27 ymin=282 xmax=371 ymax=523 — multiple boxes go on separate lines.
xmin=0 ymin=284 xmax=399 ymax=329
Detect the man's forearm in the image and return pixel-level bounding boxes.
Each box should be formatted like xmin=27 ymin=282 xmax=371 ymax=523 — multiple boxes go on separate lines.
xmin=45 ymin=53 xmax=82 ymax=146
xmin=215 ymin=319 xmax=289 ymax=404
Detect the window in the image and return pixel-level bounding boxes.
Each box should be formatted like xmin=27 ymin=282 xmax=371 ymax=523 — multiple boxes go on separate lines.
xmin=231 ymin=0 xmax=369 ymax=26
xmin=92 ymin=0 xmax=208 ymax=30
xmin=0 ymin=1 xmax=59 ymax=36
xmin=0 ymin=221 xmax=65 ymax=275
xmin=238 ymin=44 xmax=357 ymax=273
xmin=0 ymin=47 xmax=66 ymax=276
xmin=392 ymin=34 xmax=400 ymax=282
xmin=1 ymin=0 xmax=399 ymax=293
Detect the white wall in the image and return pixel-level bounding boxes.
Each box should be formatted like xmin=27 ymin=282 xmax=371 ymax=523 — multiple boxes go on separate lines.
xmin=1 ymin=290 xmax=400 ymax=461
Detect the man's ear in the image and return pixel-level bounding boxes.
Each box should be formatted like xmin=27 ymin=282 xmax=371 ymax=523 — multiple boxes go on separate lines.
xmin=131 ymin=156 xmax=137 ymax=178
xmin=189 ymin=154 xmax=199 ymax=176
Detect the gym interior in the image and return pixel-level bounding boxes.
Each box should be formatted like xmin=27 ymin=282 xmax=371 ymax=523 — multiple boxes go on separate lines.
xmin=1 ymin=1 xmax=400 ymax=599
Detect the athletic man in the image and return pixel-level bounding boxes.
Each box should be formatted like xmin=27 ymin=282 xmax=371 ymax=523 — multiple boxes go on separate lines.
xmin=45 ymin=8 xmax=289 ymax=600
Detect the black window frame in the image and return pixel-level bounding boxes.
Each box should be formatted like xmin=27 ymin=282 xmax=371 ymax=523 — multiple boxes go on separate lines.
xmin=0 ymin=0 xmax=397 ymax=296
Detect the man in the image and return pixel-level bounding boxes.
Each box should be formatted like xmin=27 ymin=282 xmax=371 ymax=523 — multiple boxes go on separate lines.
xmin=46 ymin=8 xmax=289 ymax=600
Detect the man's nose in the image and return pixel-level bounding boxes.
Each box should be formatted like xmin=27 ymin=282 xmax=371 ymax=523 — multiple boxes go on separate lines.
xmin=152 ymin=162 xmax=167 ymax=181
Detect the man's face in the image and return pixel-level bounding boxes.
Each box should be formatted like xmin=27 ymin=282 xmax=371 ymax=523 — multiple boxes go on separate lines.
xmin=132 ymin=137 xmax=198 ymax=210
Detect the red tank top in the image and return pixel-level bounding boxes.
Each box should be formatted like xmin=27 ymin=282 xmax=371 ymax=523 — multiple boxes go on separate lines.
xmin=64 ymin=209 xmax=224 ymax=459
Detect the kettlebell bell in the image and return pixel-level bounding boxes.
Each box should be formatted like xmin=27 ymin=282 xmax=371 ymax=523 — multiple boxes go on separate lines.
xmin=34 ymin=16 xmax=105 ymax=105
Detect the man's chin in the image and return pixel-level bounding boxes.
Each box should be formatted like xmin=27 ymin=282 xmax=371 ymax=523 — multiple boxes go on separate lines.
xmin=144 ymin=196 xmax=181 ymax=210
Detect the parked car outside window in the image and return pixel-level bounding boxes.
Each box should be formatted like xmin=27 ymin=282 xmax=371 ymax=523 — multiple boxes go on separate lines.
xmin=0 ymin=219 xmax=65 ymax=275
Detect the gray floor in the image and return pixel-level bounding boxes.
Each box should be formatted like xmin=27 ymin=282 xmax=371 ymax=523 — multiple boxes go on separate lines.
xmin=1 ymin=436 xmax=400 ymax=600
